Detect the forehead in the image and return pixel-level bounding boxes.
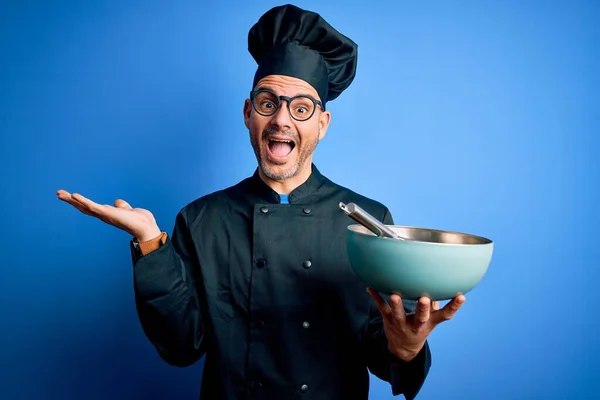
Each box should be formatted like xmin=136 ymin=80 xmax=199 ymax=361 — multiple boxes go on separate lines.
xmin=255 ymin=75 xmax=320 ymax=100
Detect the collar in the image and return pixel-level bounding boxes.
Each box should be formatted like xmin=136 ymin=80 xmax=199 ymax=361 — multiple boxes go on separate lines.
xmin=248 ymin=163 xmax=327 ymax=204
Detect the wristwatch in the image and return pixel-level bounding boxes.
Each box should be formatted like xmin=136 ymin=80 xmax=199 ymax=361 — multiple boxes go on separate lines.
xmin=130 ymin=232 xmax=168 ymax=263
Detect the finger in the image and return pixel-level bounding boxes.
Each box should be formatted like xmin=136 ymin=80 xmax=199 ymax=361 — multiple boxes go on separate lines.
xmin=367 ymin=287 xmax=393 ymax=319
xmin=431 ymin=300 xmax=440 ymax=311
xmin=114 ymin=199 xmax=133 ymax=209
xmin=57 ymin=190 xmax=80 ymax=207
xmin=431 ymin=294 xmax=466 ymax=325
xmin=57 ymin=190 xmax=95 ymax=216
xmin=73 ymin=194 xmax=122 ymax=222
xmin=71 ymin=193 xmax=104 ymax=213
xmin=389 ymin=294 xmax=406 ymax=322
xmin=56 ymin=189 xmax=71 ymax=199
xmin=414 ymin=297 xmax=431 ymax=326
xmin=83 ymin=204 xmax=130 ymax=232
xmin=57 ymin=190 xmax=132 ymax=232
xmin=68 ymin=199 xmax=94 ymax=216
xmin=69 ymin=193 xmax=120 ymax=223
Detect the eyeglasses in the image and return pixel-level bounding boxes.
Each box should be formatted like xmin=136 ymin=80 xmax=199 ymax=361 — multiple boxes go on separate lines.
xmin=250 ymin=89 xmax=324 ymax=121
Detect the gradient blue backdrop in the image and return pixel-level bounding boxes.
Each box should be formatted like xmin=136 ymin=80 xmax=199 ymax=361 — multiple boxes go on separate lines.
xmin=1 ymin=0 xmax=598 ymax=399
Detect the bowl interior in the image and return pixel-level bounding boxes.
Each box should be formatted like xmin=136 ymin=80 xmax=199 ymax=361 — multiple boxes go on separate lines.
xmin=348 ymin=224 xmax=492 ymax=245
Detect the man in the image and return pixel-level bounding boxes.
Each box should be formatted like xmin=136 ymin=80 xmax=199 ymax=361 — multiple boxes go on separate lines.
xmin=57 ymin=4 xmax=465 ymax=399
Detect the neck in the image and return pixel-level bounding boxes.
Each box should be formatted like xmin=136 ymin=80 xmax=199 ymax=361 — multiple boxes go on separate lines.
xmin=258 ymin=161 xmax=313 ymax=194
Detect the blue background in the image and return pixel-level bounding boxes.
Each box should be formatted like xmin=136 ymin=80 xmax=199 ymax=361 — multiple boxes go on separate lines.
xmin=1 ymin=0 xmax=598 ymax=398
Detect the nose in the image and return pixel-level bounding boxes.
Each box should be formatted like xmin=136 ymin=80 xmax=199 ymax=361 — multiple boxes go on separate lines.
xmin=269 ymin=100 xmax=293 ymax=130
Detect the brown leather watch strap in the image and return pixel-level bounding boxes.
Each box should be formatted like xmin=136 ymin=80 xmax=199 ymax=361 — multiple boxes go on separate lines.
xmin=137 ymin=232 xmax=168 ymax=255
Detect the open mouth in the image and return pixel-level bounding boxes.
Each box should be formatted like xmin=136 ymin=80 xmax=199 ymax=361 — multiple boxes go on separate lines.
xmin=267 ymin=138 xmax=296 ymax=160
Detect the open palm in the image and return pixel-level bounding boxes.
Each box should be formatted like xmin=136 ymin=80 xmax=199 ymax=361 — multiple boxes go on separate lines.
xmin=56 ymin=190 xmax=161 ymax=241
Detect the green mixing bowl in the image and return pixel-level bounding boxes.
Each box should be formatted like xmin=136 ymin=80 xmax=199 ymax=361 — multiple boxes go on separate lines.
xmin=346 ymin=225 xmax=494 ymax=301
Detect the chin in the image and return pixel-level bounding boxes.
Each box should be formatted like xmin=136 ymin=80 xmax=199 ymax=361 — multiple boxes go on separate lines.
xmin=260 ymin=158 xmax=300 ymax=181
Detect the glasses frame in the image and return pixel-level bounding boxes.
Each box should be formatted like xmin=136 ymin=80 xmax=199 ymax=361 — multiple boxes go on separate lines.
xmin=249 ymin=89 xmax=325 ymax=121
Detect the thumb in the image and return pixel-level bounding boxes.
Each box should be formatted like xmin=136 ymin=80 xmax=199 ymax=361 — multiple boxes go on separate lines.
xmin=114 ymin=199 xmax=133 ymax=209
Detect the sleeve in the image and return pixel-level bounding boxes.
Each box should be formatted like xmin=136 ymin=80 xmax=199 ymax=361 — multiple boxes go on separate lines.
xmin=130 ymin=206 xmax=207 ymax=367
xmin=365 ymin=207 xmax=432 ymax=399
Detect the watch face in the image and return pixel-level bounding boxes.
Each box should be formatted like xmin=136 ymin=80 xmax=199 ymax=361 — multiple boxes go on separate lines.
xmin=130 ymin=240 xmax=143 ymax=259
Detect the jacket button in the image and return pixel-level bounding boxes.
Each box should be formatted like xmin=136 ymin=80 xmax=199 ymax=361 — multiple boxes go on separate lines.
xmin=260 ymin=206 xmax=269 ymax=214
xmin=300 ymin=384 xmax=309 ymax=393
xmin=302 ymin=321 xmax=310 ymax=329
xmin=256 ymin=259 xmax=267 ymax=268
xmin=303 ymin=260 xmax=312 ymax=269
xmin=302 ymin=207 xmax=311 ymax=214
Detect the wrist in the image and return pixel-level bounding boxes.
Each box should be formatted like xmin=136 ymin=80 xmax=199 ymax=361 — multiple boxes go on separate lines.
xmin=136 ymin=227 xmax=162 ymax=242
xmin=389 ymin=345 xmax=420 ymax=363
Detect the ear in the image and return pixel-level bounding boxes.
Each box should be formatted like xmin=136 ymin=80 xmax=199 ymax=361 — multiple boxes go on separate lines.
xmin=318 ymin=110 xmax=331 ymax=140
xmin=243 ymin=99 xmax=252 ymax=129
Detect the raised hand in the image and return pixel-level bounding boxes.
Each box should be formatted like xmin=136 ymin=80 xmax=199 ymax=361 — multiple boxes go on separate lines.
xmin=367 ymin=287 xmax=466 ymax=361
xmin=56 ymin=190 xmax=162 ymax=242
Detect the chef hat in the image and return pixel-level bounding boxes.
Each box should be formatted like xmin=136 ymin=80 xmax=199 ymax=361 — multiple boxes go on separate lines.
xmin=248 ymin=4 xmax=358 ymax=108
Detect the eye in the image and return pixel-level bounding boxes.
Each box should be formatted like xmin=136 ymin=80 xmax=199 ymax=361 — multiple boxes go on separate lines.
xmin=290 ymin=97 xmax=314 ymax=119
xmin=261 ymin=101 xmax=276 ymax=109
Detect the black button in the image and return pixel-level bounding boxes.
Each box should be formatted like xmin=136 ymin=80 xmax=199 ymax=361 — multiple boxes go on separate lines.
xmin=254 ymin=320 xmax=264 ymax=330
xmin=302 ymin=321 xmax=310 ymax=329
xmin=303 ymin=260 xmax=312 ymax=269
xmin=300 ymin=384 xmax=309 ymax=393
xmin=260 ymin=206 xmax=269 ymax=214
xmin=256 ymin=258 xmax=267 ymax=268
xmin=302 ymin=207 xmax=311 ymax=214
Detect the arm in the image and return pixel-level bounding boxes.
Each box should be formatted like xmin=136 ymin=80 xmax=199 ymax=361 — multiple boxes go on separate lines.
xmin=131 ymin=206 xmax=207 ymax=367
xmin=55 ymin=190 xmax=208 ymax=367
xmin=365 ymin=298 xmax=432 ymax=399
xmin=365 ymin=207 xmax=432 ymax=399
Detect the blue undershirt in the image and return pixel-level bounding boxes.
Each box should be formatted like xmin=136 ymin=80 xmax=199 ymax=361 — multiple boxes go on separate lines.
xmin=279 ymin=194 xmax=289 ymax=204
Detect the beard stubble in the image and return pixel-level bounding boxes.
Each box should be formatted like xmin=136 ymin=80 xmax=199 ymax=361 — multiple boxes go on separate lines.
xmin=250 ymin=126 xmax=320 ymax=181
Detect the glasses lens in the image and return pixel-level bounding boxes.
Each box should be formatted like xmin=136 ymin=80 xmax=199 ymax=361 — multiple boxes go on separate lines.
xmin=289 ymin=97 xmax=315 ymax=121
xmin=253 ymin=91 xmax=279 ymax=115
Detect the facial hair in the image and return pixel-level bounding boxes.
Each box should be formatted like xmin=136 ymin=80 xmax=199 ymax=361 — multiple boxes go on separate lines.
xmin=250 ymin=126 xmax=320 ymax=181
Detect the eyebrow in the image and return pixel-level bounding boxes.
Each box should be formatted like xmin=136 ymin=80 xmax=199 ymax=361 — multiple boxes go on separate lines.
xmin=255 ymin=86 xmax=317 ymax=99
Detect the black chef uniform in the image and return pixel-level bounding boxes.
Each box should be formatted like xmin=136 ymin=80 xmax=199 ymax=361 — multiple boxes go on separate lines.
xmin=130 ymin=4 xmax=431 ymax=400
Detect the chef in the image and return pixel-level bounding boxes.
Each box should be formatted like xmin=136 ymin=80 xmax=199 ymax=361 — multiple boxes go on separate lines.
xmin=57 ymin=4 xmax=465 ymax=399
